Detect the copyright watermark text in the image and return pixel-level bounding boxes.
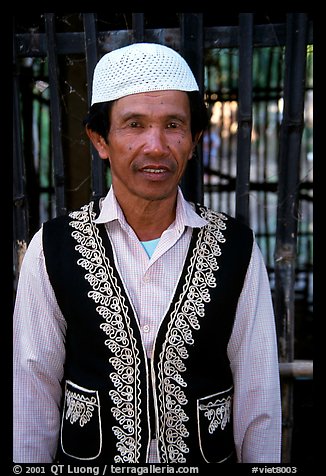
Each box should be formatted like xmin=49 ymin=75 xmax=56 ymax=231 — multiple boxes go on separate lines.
xmin=13 ymin=465 xmax=199 ymax=475
xmin=13 ymin=466 xmax=101 ymax=475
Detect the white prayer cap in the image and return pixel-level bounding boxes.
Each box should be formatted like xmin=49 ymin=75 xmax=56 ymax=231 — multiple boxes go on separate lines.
xmin=91 ymin=42 xmax=199 ymax=105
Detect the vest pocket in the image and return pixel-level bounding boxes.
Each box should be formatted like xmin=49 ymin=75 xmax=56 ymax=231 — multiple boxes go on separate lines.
xmin=197 ymin=386 xmax=235 ymax=463
xmin=60 ymin=380 xmax=102 ymax=460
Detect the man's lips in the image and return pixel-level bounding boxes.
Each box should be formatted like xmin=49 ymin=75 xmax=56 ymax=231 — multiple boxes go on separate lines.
xmin=137 ymin=161 xmax=174 ymax=172
xmin=139 ymin=166 xmax=171 ymax=179
xmin=132 ymin=159 xmax=177 ymax=178
xmin=142 ymin=167 xmax=167 ymax=174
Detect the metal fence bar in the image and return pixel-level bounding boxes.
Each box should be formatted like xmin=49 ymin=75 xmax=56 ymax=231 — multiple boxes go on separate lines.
xmin=279 ymin=360 xmax=313 ymax=379
xmin=44 ymin=13 xmax=67 ymax=216
xmin=235 ymin=13 xmax=253 ymax=226
xmin=83 ymin=13 xmax=106 ymax=201
xmin=180 ymin=13 xmax=204 ymax=204
xmin=16 ymin=22 xmax=314 ymax=58
xmin=132 ymin=13 xmax=145 ymax=42
xmin=274 ymin=13 xmax=308 ymax=463
xmin=13 ymin=20 xmax=29 ymax=281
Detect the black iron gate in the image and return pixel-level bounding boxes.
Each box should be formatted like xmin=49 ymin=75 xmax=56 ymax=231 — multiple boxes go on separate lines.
xmin=13 ymin=12 xmax=313 ymax=463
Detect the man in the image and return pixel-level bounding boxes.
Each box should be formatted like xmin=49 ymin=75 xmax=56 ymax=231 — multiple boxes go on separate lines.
xmin=13 ymin=42 xmax=281 ymax=464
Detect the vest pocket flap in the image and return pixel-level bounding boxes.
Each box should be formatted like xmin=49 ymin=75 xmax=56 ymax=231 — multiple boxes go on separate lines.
xmin=60 ymin=380 xmax=102 ymax=460
xmin=197 ymin=386 xmax=234 ymax=463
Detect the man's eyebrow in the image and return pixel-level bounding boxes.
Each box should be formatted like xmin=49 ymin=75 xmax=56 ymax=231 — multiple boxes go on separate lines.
xmin=120 ymin=112 xmax=146 ymax=121
xmin=165 ymin=114 xmax=188 ymax=123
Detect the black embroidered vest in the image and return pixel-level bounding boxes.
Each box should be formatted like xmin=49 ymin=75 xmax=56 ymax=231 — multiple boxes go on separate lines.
xmin=43 ymin=200 xmax=253 ymax=464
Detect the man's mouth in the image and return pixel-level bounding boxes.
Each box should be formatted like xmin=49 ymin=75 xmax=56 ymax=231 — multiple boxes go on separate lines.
xmin=142 ymin=168 xmax=166 ymax=174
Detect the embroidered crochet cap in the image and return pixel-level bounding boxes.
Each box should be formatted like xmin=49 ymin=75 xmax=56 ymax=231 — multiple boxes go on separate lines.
xmin=91 ymin=42 xmax=199 ymax=105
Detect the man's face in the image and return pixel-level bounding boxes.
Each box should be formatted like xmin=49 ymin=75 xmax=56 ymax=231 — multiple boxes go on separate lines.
xmin=103 ymin=90 xmax=196 ymax=204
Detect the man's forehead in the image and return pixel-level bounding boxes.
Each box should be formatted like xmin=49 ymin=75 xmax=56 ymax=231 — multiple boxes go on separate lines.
xmin=112 ymin=90 xmax=190 ymax=115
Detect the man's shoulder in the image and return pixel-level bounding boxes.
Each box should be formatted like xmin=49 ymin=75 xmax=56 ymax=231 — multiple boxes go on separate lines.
xmin=43 ymin=198 xmax=101 ymax=228
xmin=194 ymin=202 xmax=252 ymax=231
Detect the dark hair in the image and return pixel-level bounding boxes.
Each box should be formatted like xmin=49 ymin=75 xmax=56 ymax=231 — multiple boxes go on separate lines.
xmin=83 ymin=91 xmax=209 ymax=143
xmin=83 ymin=102 xmax=113 ymax=143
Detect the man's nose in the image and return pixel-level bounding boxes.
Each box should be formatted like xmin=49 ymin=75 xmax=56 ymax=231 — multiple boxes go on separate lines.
xmin=143 ymin=127 xmax=169 ymax=156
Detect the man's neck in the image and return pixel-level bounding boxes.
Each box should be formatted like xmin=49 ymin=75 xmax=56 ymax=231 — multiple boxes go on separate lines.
xmin=114 ymin=191 xmax=177 ymax=242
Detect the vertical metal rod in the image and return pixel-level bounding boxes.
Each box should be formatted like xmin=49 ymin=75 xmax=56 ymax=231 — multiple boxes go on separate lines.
xmin=180 ymin=13 xmax=204 ymax=204
xmin=263 ymin=48 xmax=275 ymax=268
xmin=235 ymin=13 xmax=253 ymax=226
xmin=13 ymin=19 xmax=29 ymax=283
xmin=226 ymin=50 xmax=234 ymax=214
xmin=44 ymin=13 xmax=67 ymax=216
xmin=132 ymin=13 xmax=145 ymax=42
xmin=83 ymin=13 xmax=106 ymax=201
xmin=274 ymin=13 xmax=308 ymax=463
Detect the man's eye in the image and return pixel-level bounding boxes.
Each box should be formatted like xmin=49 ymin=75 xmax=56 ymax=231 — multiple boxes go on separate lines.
xmin=129 ymin=121 xmax=139 ymax=128
xmin=167 ymin=122 xmax=178 ymax=129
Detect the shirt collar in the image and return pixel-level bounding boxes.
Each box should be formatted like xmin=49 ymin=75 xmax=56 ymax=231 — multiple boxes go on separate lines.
xmin=93 ymin=186 xmax=123 ymax=224
xmin=93 ymin=186 xmax=208 ymax=229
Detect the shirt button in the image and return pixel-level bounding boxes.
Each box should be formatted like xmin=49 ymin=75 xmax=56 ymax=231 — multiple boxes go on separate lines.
xmin=143 ymin=325 xmax=150 ymax=333
xmin=143 ymin=274 xmax=151 ymax=283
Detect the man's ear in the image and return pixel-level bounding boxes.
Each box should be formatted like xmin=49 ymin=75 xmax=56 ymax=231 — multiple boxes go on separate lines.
xmin=85 ymin=127 xmax=110 ymax=159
